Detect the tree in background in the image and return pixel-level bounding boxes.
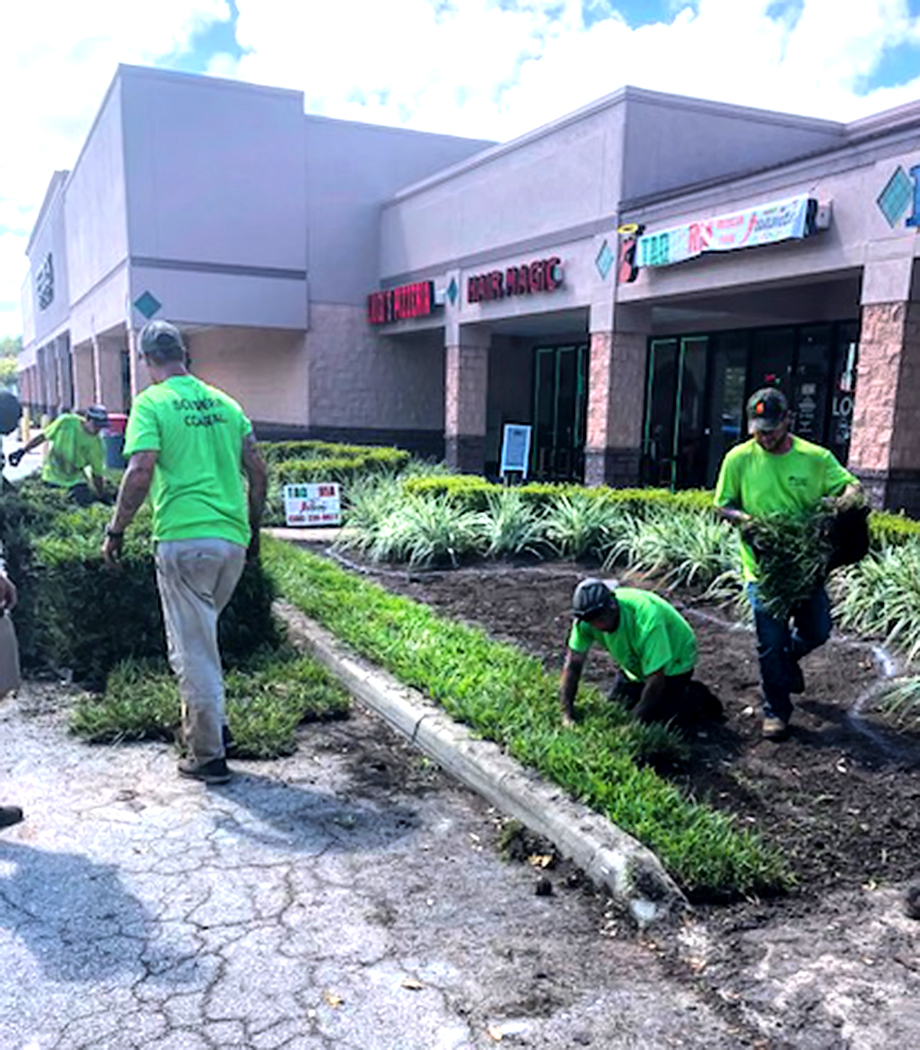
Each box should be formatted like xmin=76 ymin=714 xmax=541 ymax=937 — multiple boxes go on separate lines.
xmin=0 ymin=336 xmax=21 ymax=389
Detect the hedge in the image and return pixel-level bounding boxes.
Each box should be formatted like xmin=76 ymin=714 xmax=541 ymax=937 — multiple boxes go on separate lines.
xmin=2 ymin=480 xmax=279 ymax=688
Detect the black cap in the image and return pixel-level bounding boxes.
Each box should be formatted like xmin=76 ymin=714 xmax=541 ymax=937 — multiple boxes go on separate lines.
xmin=572 ymin=578 xmax=613 ymax=620
xmin=746 ymin=388 xmax=789 ymax=431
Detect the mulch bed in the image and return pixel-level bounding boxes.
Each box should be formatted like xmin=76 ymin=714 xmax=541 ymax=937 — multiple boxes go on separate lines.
xmin=320 ymin=551 xmax=920 ymax=906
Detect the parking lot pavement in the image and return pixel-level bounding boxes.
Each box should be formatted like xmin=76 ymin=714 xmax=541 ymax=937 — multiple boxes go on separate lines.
xmin=0 ymin=684 xmax=742 ymax=1050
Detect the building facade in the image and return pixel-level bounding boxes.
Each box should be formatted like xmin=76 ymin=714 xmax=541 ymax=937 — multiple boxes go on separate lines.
xmin=19 ymin=67 xmax=920 ymax=512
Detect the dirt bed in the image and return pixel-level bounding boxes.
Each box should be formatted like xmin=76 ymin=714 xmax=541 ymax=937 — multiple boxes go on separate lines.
xmin=319 ymin=551 xmax=920 ymax=903
xmin=293 ymin=545 xmax=920 ymax=1046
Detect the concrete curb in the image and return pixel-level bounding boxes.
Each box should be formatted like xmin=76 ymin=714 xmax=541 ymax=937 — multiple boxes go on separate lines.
xmin=276 ymin=601 xmax=690 ymax=928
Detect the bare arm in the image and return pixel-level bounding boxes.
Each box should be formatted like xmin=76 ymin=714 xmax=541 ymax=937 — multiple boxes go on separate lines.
xmin=103 ymin=451 xmax=157 ymax=564
xmin=241 ymin=434 xmax=268 ymax=561
xmin=559 ymin=647 xmax=587 ymax=726
xmin=716 ymin=504 xmax=752 ymax=527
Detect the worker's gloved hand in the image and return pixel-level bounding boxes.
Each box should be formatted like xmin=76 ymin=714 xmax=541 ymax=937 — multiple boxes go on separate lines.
xmin=7 ymin=449 xmax=23 ymax=468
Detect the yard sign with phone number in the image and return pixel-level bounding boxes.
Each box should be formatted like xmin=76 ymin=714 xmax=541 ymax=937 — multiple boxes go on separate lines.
xmin=283 ymin=483 xmax=342 ymax=526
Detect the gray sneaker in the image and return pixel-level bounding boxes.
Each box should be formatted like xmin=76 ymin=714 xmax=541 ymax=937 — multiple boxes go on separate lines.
xmin=177 ymin=758 xmax=232 ymax=785
xmin=762 ymin=716 xmax=789 ymax=741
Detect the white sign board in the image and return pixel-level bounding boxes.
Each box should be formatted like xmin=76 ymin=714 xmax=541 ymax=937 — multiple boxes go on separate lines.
xmin=500 ymin=424 xmax=532 ymax=479
xmin=283 ymin=482 xmax=342 ymax=527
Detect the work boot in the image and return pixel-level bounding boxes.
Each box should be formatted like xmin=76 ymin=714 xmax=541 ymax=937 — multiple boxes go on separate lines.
xmin=761 ymin=716 xmax=789 ymax=741
xmin=0 ymin=805 xmax=24 ymax=828
xmin=177 ymin=757 xmax=232 ymax=785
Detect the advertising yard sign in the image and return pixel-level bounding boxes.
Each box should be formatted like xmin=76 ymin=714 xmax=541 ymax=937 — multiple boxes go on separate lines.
xmin=283 ymin=483 xmax=342 ymax=527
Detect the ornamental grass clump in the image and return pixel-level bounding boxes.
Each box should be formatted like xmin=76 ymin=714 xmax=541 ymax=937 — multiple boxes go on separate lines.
xmin=744 ymin=510 xmax=833 ymax=619
xmin=264 ymin=537 xmax=791 ymax=899
xmin=477 ymin=489 xmax=547 ymax=559
xmin=543 ymin=493 xmax=625 ymax=561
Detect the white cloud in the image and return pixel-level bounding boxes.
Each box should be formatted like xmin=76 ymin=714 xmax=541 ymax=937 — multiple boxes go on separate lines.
xmin=3 ymin=0 xmax=920 ymax=338
xmin=0 ymin=0 xmax=230 ymax=336
xmin=228 ymin=0 xmax=920 ymax=143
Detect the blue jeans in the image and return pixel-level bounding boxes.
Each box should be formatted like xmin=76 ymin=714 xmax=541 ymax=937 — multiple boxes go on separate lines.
xmin=747 ymin=583 xmax=832 ymax=723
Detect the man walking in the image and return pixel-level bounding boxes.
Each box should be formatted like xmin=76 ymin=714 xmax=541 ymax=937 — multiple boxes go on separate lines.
xmin=9 ymin=405 xmax=109 ymax=505
xmin=714 ymin=387 xmax=858 ymax=741
xmin=102 ymin=321 xmax=267 ymax=784
xmin=559 ymin=578 xmax=710 ymax=731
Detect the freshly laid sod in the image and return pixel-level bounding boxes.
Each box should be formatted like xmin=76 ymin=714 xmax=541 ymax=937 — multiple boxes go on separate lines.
xmin=263 ymin=536 xmax=791 ymax=900
xmin=72 ymin=650 xmax=350 ymax=758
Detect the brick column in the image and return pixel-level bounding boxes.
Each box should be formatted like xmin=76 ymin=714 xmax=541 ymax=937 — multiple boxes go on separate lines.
xmin=584 ymin=321 xmax=647 ymax=488
xmin=444 ymin=329 xmax=489 ymax=474
xmin=848 ymin=299 xmax=920 ymax=514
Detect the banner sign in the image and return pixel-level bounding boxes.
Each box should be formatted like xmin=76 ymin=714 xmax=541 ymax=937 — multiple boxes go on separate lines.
xmin=283 ymin=483 xmax=342 ymax=527
xmin=637 ymin=196 xmax=816 ymax=270
xmin=367 ymin=280 xmax=436 ymax=325
xmin=500 ymin=423 xmax=532 ymax=479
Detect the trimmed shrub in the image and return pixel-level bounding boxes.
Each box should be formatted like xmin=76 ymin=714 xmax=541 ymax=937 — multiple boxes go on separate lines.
xmin=2 ymin=482 xmax=280 ymax=688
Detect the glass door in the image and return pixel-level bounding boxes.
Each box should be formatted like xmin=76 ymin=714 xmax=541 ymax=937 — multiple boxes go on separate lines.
xmin=531 ymin=344 xmax=589 ymax=481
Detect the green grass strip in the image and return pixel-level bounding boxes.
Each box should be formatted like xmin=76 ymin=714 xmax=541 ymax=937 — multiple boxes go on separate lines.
xmin=71 ymin=650 xmax=350 ymax=758
xmin=263 ymin=537 xmax=791 ymax=900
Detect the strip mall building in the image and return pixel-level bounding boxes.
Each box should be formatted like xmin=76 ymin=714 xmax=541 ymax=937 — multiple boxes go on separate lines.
xmin=19 ymin=65 xmax=920 ymax=511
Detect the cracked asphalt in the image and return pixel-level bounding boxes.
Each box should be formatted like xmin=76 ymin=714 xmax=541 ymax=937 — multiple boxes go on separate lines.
xmin=0 ymin=683 xmax=750 ymax=1050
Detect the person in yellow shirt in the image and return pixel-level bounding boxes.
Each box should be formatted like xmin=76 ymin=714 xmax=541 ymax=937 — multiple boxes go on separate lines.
xmin=715 ymin=388 xmax=859 ymax=741
xmin=102 ymin=321 xmax=267 ymax=785
xmin=9 ymin=405 xmax=108 ymax=505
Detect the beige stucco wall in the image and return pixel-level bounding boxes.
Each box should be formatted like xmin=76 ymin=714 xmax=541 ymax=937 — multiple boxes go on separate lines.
xmin=184 ymin=326 xmax=308 ymax=427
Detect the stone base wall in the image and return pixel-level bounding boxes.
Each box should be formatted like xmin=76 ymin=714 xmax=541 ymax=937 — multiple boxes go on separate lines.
xmin=584 ymin=447 xmax=641 ymax=488
xmin=445 ymin=434 xmax=485 ymax=474
xmin=852 ymin=467 xmax=920 ymax=517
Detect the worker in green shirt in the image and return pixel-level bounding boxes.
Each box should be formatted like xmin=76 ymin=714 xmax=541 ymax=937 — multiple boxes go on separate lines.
xmin=714 ymin=387 xmax=859 ymax=741
xmin=102 ymin=321 xmax=267 ymax=786
xmin=560 ymin=578 xmax=715 ymax=730
xmin=9 ymin=405 xmax=109 ymax=505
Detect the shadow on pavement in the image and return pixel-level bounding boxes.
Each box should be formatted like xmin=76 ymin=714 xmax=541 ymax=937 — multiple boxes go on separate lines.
xmin=211 ymin=770 xmax=420 ymax=852
xmin=0 ymin=839 xmax=199 ymax=984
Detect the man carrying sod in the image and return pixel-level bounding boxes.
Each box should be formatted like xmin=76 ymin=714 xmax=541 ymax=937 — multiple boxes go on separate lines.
xmin=9 ymin=405 xmax=109 ymax=505
xmin=102 ymin=321 xmax=267 ymax=785
xmin=560 ymin=578 xmax=717 ymax=731
xmin=715 ymin=388 xmax=859 ymax=741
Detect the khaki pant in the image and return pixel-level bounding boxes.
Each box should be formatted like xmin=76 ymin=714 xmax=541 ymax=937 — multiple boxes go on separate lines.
xmin=155 ymin=539 xmax=246 ymax=764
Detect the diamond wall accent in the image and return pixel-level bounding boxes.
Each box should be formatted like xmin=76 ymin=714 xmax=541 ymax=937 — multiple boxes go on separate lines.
xmin=595 ymin=239 xmax=614 ymax=280
xmin=877 ymin=167 xmax=914 ymax=228
xmin=133 ymin=291 xmax=162 ymax=319
xmin=446 ymin=277 xmax=458 ymax=305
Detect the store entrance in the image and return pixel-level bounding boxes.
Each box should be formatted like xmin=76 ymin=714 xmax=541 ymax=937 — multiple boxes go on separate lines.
xmin=532 ymin=343 xmax=589 ymax=481
xmin=641 ymin=321 xmax=859 ymax=490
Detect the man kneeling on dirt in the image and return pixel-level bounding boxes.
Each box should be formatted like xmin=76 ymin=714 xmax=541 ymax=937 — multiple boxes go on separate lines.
xmin=559 ymin=578 xmax=719 ymax=731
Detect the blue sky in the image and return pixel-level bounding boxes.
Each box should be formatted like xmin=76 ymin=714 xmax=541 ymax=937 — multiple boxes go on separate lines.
xmin=3 ymin=0 xmax=920 ymax=336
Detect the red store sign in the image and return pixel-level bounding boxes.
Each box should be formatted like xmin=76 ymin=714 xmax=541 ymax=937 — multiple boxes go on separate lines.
xmin=467 ymin=257 xmax=563 ymax=303
xmin=367 ymin=280 xmax=436 ymax=325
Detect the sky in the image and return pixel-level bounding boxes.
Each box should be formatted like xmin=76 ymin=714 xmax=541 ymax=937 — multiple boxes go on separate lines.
xmin=3 ymin=0 xmax=920 ymax=338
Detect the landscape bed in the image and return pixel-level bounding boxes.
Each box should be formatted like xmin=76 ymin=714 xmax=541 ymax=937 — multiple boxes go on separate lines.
xmin=306 ymin=550 xmax=920 ymax=906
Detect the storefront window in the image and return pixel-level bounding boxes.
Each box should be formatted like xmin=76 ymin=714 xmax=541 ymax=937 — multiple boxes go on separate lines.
xmin=643 ymin=320 xmax=859 ymax=490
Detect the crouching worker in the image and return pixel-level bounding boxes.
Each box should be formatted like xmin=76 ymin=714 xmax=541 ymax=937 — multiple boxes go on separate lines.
xmin=9 ymin=405 xmax=109 ymax=506
xmin=559 ymin=578 xmax=720 ymax=732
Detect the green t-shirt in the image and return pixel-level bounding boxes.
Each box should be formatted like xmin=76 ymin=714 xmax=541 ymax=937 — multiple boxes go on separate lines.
xmin=41 ymin=413 xmax=105 ymax=488
xmin=566 ymin=587 xmax=697 ymax=681
xmin=714 ymin=435 xmax=856 ymax=581
xmin=123 ymin=375 xmax=252 ymax=545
